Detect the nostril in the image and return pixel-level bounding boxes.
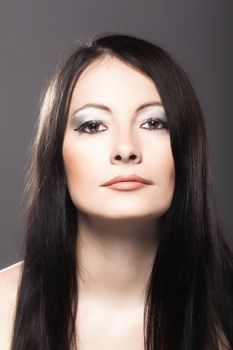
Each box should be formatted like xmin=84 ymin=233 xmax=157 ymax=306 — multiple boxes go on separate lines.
xmin=112 ymin=151 xmax=141 ymax=164
xmin=115 ymin=154 xmax=137 ymax=161
xmin=130 ymin=154 xmax=137 ymax=160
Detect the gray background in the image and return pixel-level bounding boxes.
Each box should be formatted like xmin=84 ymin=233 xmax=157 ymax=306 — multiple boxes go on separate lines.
xmin=0 ymin=0 xmax=232 ymax=269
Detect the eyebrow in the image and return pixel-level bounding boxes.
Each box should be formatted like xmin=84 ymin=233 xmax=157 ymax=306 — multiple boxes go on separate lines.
xmin=71 ymin=101 xmax=163 ymax=115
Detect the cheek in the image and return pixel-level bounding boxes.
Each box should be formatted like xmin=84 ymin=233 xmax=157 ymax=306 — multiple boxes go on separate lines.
xmin=62 ymin=136 xmax=103 ymax=188
xmin=161 ymin=147 xmax=175 ymax=188
xmin=146 ymin=136 xmax=175 ymax=182
xmin=63 ymin=140 xmax=87 ymax=185
xmin=149 ymin=140 xmax=175 ymax=212
xmin=161 ymin=147 xmax=175 ymax=197
xmin=160 ymin=150 xmax=175 ymax=183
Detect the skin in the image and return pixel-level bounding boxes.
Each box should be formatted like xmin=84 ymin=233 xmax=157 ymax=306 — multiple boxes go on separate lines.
xmin=0 ymin=261 xmax=23 ymax=349
xmin=62 ymin=55 xmax=175 ymax=348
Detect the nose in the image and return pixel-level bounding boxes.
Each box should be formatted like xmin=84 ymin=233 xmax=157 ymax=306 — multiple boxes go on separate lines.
xmin=110 ymin=128 xmax=142 ymax=164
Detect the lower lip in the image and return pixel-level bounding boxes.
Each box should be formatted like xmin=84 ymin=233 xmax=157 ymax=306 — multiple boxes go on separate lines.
xmin=104 ymin=181 xmax=147 ymax=190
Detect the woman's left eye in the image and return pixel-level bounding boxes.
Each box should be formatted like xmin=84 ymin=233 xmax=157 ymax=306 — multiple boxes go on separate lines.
xmin=140 ymin=117 xmax=169 ymax=131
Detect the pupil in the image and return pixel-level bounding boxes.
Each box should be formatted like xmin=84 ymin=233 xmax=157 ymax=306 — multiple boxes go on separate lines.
xmin=90 ymin=122 xmax=98 ymax=130
xmin=151 ymin=120 xmax=158 ymax=127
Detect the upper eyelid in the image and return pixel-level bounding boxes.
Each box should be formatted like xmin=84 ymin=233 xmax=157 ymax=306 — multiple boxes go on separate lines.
xmin=71 ymin=110 xmax=167 ymax=128
xmin=141 ymin=113 xmax=167 ymax=122
xmin=73 ymin=117 xmax=167 ymax=130
xmin=71 ymin=106 xmax=166 ymax=119
xmin=70 ymin=105 xmax=164 ymax=117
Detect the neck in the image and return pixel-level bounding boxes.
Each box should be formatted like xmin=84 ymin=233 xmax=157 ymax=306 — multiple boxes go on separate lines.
xmin=76 ymin=212 xmax=160 ymax=309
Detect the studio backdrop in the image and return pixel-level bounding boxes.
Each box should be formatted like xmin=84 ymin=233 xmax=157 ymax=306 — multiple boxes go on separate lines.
xmin=0 ymin=0 xmax=232 ymax=269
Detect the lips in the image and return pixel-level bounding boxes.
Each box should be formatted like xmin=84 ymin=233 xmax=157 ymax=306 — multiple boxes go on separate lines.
xmin=102 ymin=174 xmax=152 ymax=186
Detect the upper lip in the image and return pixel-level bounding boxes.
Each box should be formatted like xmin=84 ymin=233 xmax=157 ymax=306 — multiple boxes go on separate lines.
xmin=102 ymin=174 xmax=152 ymax=186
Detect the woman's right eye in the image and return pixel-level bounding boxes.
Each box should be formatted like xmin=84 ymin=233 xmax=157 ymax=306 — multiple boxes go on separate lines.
xmin=74 ymin=120 xmax=107 ymax=135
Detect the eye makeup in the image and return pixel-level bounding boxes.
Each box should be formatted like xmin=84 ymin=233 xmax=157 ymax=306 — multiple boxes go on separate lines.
xmin=69 ymin=106 xmax=167 ymax=130
xmin=140 ymin=108 xmax=167 ymax=124
xmin=70 ymin=114 xmax=103 ymax=130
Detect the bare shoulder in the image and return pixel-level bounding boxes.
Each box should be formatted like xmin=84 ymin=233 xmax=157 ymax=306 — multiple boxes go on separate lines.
xmin=0 ymin=261 xmax=24 ymax=300
xmin=0 ymin=261 xmax=24 ymax=349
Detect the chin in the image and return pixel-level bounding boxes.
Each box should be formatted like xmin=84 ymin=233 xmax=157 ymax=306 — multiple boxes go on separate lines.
xmin=88 ymin=209 xmax=164 ymax=220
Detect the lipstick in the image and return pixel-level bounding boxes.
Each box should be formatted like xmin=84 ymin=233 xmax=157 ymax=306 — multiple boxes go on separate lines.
xmin=102 ymin=174 xmax=152 ymax=190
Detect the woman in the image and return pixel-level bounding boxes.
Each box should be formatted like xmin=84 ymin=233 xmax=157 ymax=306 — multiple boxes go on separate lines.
xmin=0 ymin=32 xmax=232 ymax=350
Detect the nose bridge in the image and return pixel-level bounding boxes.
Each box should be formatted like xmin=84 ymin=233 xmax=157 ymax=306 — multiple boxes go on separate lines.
xmin=110 ymin=120 xmax=142 ymax=163
xmin=115 ymin=121 xmax=134 ymax=141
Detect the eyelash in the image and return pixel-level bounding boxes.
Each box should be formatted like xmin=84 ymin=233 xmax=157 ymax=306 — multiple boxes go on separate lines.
xmin=74 ymin=117 xmax=169 ymax=135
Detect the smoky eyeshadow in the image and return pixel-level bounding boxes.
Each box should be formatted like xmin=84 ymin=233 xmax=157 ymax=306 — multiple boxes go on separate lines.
xmin=147 ymin=110 xmax=167 ymax=121
xmin=70 ymin=107 xmax=167 ymax=129
xmin=69 ymin=114 xmax=102 ymax=129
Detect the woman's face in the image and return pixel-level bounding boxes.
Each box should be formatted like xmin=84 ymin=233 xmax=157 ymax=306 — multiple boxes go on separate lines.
xmin=62 ymin=55 xmax=175 ymax=220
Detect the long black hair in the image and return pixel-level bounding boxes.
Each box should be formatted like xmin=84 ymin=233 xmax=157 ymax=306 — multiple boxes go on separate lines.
xmin=11 ymin=32 xmax=233 ymax=349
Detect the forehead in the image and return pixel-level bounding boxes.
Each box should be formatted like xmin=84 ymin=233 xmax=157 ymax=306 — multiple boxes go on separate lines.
xmin=69 ymin=55 xmax=161 ymax=114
